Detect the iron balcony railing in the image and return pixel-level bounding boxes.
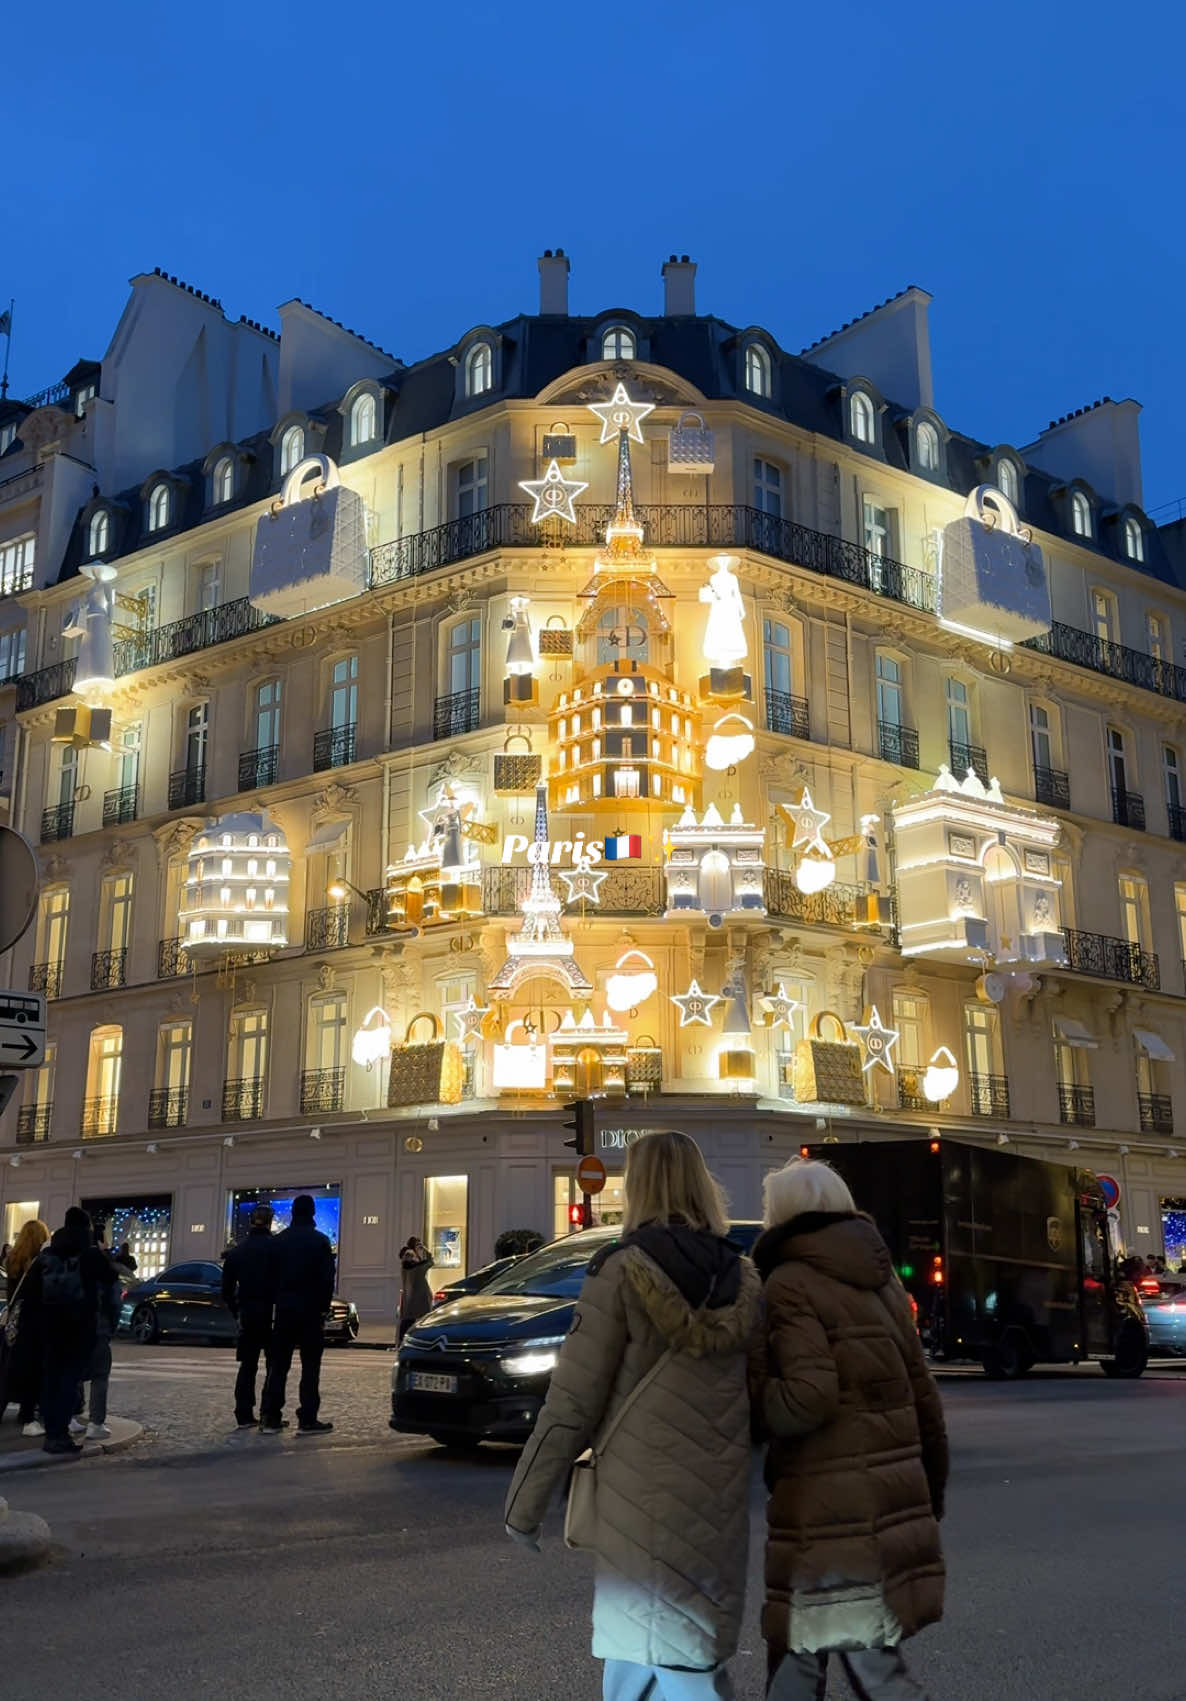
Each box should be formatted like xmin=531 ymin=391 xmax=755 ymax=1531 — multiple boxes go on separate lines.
xmin=41 ymin=802 xmax=74 ymax=843
xmin=102 ymin=783 xmax=139 ymax=826
xmin=22 ymin=379 xmax=71 ymax=410
xmin=897 ymin=1076 xmax=933 ymax=1112
xmin=1168 ymin=804 xmax=1186 ymax=844
xmin=147 ymin=1087 xmax=189 ymax=1130
xmin=1138 ymin=1093 xmax=1173 ymax=1135
xmin=434 ymin=689 xmax=480 ymax=740
xmin=1062 ymin=926 xmax=1160 ymax=990
xmin=1024 ymin=620 xmax=1186 ymax=706
xmin=879 ymin=720 xmax=920 ymax=769
xmin=168 ymin=765 xmax=206 ymax=809
xmin=29 ymin=961 xmax=63 ymax=999
xmin=17 ymin=659 xmax=77 ymax=711
xmin=365 ymin=887 xmax=391 ymax=936
xmin=1034 ymin=765 xmax=1070 ymax=810
xmin=313 ymin=723 xmax=356 ymax=771
xmin=90 ymin=948 xmax=127 ymax=991
xmin=222 ymin=1078 xmax=265 ymax=1122
xmin=305 ymin=905 xmax=350 ymax=951
xmin=157 ymin=936 xmax=192 ymax=978
xmin=765 ymin=689 xmax=810 ymax=740
xmin=1058 ymin=1084 xmax=1096 ymax=1127
xmin=764 ymin=870 xmax=878 ymax=930
xmin=948 ymin=739 xmax=989 ymax=786
xmin=81 ymin=1096 xmax=118 ymax=1138
xmin=1111 ymin=787 xmax=1145 ymax=830
xmin=238 ymin=744 xmax=279 ymax=790
xmin=16 ymin=1104 xmax=52 ymax=1144
xmin=482 ymin=864 xmax=666 ymax=918
xmin=300 ymin=1068 xmax=345 ymax=1114
xmin=969 ymin=1073 xmax=1011 ymax=1119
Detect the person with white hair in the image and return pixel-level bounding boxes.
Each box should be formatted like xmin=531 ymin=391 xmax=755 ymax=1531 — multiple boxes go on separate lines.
xmin=749 ymin=1158 xmax=949 ymax=1700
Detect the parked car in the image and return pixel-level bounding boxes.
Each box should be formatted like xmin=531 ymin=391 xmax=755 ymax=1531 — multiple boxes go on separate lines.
xmin=1140 ymin=1286 xmax=1186 ymax=1357
xmin=431 ymin=1255 xmax=523 ymax=1308
xmin=119 ymin=1260 xmax=359 ymax=1345
xmin=390 ymin=1222 xmax=760 ymax=1448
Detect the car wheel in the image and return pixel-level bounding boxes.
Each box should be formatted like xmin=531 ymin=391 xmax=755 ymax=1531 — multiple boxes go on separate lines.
xmin=346 ymin=1316 xmax=359 ymax=1342
xmin=982 ymin=1328 xmax=1032 ymax=1380
xmin=428 ymin=1432 xmax=481 ymax=1451
xmin=131 ymin=1304 xmax=160 ymax=1345
xmin=1102 ymin=1321 xmax=1148 ymax=1379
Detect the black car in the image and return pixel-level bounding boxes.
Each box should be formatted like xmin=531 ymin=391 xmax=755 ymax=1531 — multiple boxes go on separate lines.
xmin=390 ymin=1222 xmax=760 ymax=1447
xmin=430 ymin=1254 xmax=523 ymax=1308
xmin=119 ymin=1260 xmax=360 ymax=1345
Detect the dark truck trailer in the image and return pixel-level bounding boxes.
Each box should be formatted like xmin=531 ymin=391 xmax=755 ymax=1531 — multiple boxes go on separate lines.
xmin=807 ymin=1137 xmax=1148 ymax=1379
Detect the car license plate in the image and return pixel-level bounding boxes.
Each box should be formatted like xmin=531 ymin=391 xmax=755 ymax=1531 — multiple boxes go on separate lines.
xmin=410 ymin=1371 xmax=458 ymax=1394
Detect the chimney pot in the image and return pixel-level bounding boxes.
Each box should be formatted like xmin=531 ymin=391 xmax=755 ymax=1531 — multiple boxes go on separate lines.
xmin=538 ymin=249 xmax=571 ymax=315
xmin=661 ymin=254 xmax=697 ymax=317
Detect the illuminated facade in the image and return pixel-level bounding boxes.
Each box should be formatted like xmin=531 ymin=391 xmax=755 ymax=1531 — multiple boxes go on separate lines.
xmin=4 ymin=252 xmax=1186 ymax=1302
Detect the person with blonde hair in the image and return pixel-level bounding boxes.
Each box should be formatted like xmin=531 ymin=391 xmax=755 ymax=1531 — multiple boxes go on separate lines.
xmin=505 ymin=1130 xmax=760 ymax=1700
xmin=750 ymin=1158 xmax=948 ymax=1700
xmin=3 ymin=1218 xmax=50 ymax=1433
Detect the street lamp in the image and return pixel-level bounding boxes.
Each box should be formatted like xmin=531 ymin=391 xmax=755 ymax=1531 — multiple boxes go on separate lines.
xmin=326 ymin=877 xmax=367 ymax=904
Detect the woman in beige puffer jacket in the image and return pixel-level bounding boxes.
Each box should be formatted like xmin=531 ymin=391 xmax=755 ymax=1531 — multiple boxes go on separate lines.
xmin=505 ymin=1130 xmax=762 ymax=1701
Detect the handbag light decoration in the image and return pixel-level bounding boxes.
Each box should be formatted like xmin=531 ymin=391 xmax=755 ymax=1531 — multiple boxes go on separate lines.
xmin=493 ymin=730 xmax=542 ymax=795
xmin=604 ymin=948 xmax=658 ymax=1012
xmin=626 ymin=1033 xmax=663 ymax=1090
xmin=792 ymin=1011 xmax=866 ymax=1106
xmin=667 ymin=411 xmax=715 ymax=476
xmin=491 ymin=1018 xmax=550 ymax=1092
xmin=385 ymin=1013 xmax=466 ymax=1108
xmin=704 ymin=711 xmax=756 ymax=771
xmin=250 ymin=454 xmax=368 ymax=618
xmin=939 ymin=484 xmax=1051 ymax=646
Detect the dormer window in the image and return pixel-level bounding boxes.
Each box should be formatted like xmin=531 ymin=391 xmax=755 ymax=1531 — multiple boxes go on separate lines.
xmin=213 ymin=457 xmax=234 ymax=505
xmin=0 ymin=423 xmax=15 ymax=454
xmin=850 ymin=391 xmax=875 ymax=444
xmin=1071 ymin=491 xmax=1092 ymax=538
xmin=349 ymin=392 xmax=377 ymax=446
xmin=465 ymin=343 xmax=493 ymax=398
xmin=88 ymin=511 xmax=109 ymax=558
xmin=1124 ymin=516 xmax=1145 ymax=563
xmin=745 ymin=344 xmax=772 ymax=398
xmin=602 ymin=325 xmax=636 ymax=361
xmin=74 ymin=383 xmax=97 ymax=419
xmin=147 ymin=484 xmax=171 ymax=532
xmin=997 ymin=458 xmax=1019 ymax=507
xmin=916 ymin=421 xmax=939 ymax=471
xmin=280 ymin=425 xmax=305 ymax=476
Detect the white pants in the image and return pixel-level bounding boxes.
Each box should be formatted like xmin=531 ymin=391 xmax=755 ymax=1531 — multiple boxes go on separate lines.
xmin=768 ymin=1647 xmax=932 ymax=1700
xmin=603 ymin=1657 xmax=737 ymax=1700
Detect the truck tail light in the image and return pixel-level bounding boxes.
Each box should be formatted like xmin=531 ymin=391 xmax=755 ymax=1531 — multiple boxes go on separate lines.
xmin=931 ymin=1254 xmax=944 ymax=1287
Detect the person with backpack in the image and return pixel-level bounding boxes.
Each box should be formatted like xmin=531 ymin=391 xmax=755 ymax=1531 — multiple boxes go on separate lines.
xmin=26 ymin=1207 xmax=113 ymax=1456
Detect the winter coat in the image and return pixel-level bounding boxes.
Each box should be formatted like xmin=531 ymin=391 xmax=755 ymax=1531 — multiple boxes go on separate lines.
xmin=270 ymin=1222 xmax=335 ymax=1319
xmin=22 ymin=1225 xmax=113 ymax=1362
xmin=750 ymin=1212 xmax=948 ymax=1660
xmin=221 ymin=1227 xmax=278 ymax=1325
xmin=399 ymin=1248 xmax=434 ymax=1329
xmin=506 ymin=1222 xmax=762 ymax=1670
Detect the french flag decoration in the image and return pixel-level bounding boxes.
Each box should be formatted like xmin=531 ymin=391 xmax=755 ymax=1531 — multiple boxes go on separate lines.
xmin=604 ymin=834 xmax=642 ymax=861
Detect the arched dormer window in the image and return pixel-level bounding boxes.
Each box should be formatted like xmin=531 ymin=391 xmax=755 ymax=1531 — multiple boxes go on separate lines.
xmin=349 ymin=392 xmax=377 ymax=446
xmin=601 ymin=325 xmax=636 ymax=361
xmin=212 ymin=457 xmax=234 ymax=505
xmin=1124 ymin=516 xmax=1145 ymax=563
xmin=916 ymin=421 xmax=939 ymax=471
xmin=1071 ymin=490 xmax=1092 ymax=539
xmin=997 ymin=457 xmax=1019 ymax=508
xmin=280 ymin=424 xmax=305 ymax=476
xmin=465 ymin=343 xmax=492 ymax=398
xmin=147 ymin=484 xmax=171 ymax=533
xmin=850 ymin=391 xmax=875 ymax=444
xmin=745 ymin=343 xmax=772 ymax=399
xmin=88 ymin=511 xmax=109 ymax=558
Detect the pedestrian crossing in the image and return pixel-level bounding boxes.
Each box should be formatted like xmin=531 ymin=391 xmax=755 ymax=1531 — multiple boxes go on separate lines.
xmin=111 ymin=1351 xmax=387 ymax=1379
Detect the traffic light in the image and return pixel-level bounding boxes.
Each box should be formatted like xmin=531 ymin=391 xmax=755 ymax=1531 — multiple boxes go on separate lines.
xmin=568 ymin=1202 xmax=587 ymax=1229
xmin=562 ymin=1099 xmax=595 ymax=1157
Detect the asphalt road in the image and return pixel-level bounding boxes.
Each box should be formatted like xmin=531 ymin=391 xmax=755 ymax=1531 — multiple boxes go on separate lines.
xmin=5 ymin=1356 xmax=1186 ymax=1701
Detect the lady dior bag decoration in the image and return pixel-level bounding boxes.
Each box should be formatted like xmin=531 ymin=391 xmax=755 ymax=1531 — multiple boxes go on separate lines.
xmin=667 ymin=411 xmax=715 ymax=476
xmin=537 ymin=614 xmax=574 ymax=657
xmin=564 ymin=1349 xmax=675 ymax=1551
xmin=792 ymin=1010 xmax=866 ymax=1106
xmin=491 ymin=1019 xmax=549 ymax=1092
xmin=493 ymin=730 xmax=542 ymax=795
xmin=250 ymin=454 xmax=368 ymax=618
xmin=386 ymin=1013 xmax=465 ymax=1108
xmin=939 ymin=484 xmax=1051 ymax=645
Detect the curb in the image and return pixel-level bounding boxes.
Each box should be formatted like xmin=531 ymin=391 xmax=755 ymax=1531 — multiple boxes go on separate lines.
xmin=0 ymin=1419 xmax=144 ymax=1477
xmin=0 ymin=1497 xmax=52 ymax=1575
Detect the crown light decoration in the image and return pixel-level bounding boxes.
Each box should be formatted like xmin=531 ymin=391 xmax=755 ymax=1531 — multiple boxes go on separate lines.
xmin=488 ymin=784 xmax=593 ymax=996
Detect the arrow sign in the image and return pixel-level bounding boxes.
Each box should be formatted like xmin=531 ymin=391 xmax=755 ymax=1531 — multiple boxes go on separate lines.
xmin=0 ymin=990 xmax=46 ymax=1070
xmin=1 ymin=1031 xmax=39 ymax=1062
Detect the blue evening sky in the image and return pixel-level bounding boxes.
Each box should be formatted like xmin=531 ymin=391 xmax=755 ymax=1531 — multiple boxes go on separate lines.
xmin=6 ymin=0 xmax=1185 ymax=510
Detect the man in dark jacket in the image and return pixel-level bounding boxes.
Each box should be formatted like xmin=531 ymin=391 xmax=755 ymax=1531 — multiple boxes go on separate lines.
xmin=26 ymin=1207 xmax=113 ymax=1456
xmin=260 ymin=1196 xmax=335 ymax=1436
xmin=221 ymin=1204 xmax=277 ymax=1429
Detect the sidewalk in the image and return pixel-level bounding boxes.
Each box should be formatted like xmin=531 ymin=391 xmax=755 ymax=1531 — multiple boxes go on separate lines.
xmin=354 ymin=1323 xmax=397 ymax=1351
xmin=0 ymin=1416 xmax=143 ymax=1475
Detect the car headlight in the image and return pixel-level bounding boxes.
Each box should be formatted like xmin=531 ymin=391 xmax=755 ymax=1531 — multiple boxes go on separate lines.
xmin=498 ymin=1336 xmax=567 ymax=1377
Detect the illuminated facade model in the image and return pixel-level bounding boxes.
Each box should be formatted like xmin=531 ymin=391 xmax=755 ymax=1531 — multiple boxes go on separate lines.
xmin=181 ymin=812 xmax=291 ymax=953
xmin=664 ymin=803 xmax=766 ymax=923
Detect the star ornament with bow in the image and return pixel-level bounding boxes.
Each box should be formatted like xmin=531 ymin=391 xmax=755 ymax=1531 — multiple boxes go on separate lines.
xmin=670 ymin=978 xmax=721 ymax=1028
xmin=519 ymin=459 xmax=588 ymax=525
xmin=418 ymin=782 xmax=478 ymax=839
xmin=852 ymin=1006 xmax=900 ymax=1075
xmin=452 ymin=996 xmax=491 ymax=1046
xmin=588 ymin=382 xmax=654 ymax=445
xmin=779 ymin=787 xmax=831 ymax=851
xmin=760 ymin=983 xmax=804 ymax=1032
xmin=558 ymin=853 xmax=608 ymax=906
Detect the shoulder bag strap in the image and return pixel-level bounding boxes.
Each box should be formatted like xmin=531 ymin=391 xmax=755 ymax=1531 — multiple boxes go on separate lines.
xmin=592 ymin=1347 xmax=675 ymax=1460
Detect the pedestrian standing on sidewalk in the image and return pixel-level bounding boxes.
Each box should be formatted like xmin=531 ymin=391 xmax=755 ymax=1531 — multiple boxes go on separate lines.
xmin=397 ymin=1238 xmax=434 ymax=1343
xmin=260 ymin=1196 xmax=335 ymax=1436
xmin=222 ymin=1204 xmax=278 ymax=1430
xmin=27 ymin=1208 xmax=112 ymax=1457
xmin=2 ymin=1218 xmax=49 ymax=1433
xmin=750 ymin=1159 xmax=948 ymax=1701
xmin=81 ymin=1249 xmax=122 ymax=1441
xmin=505 ymin=1129 xmax=761 ymax=1701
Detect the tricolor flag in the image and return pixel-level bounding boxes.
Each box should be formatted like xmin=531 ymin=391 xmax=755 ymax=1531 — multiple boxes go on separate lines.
xmin=604 ymin=834 xmax=642 ymax=860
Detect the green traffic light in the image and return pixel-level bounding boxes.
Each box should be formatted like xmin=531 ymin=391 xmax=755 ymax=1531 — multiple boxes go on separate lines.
xmin=899 ymin=1264 xmax=914 ymax=1280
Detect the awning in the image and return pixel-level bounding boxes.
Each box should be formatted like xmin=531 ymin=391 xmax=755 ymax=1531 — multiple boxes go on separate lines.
xmin=1055 ymin=1017 xmax=1098 ymax=1050
xmin=1135 ymin=1028 xmax=1176 ymax=1063
xmin=307 ymin=818 xmax=350 ymax=852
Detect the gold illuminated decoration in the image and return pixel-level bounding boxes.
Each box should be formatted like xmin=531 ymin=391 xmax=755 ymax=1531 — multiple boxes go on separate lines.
xmin=663 ymin=803 xmax=766 ymax=922
xmin=550 ymin=1009 xmax=629 ymax=1097
xmin=385 ymin=782 xmax=485 ymax=931
xmin=670 ymin=978 xmax=721 ymax=1028
xmin=851 ymin=1006 xmax=900 ymax=1076
xmin=487 ymin=785 xmax=592 ymax=997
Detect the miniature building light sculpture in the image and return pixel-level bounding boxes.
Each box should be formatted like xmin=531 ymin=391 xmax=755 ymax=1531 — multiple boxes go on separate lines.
xmin=488 ymin=785 xmax=593 ymax=997
xmin=352 ymin=1007 xmax=394 ymax=1069
xmin=663 ymin=803 xmax=766 ymax=924
xmin=385 ymin=783 xmax=485 ymax=930
xmin=604 ymin=947 xmax=658 ymax=1012
xmin=550 ymin=1010 xmax=629 ymax=1097
xmin=181 ymin=812 xmax=291 ymax=953
xmin=922 ymin=1046 xmax=960 ymax=1102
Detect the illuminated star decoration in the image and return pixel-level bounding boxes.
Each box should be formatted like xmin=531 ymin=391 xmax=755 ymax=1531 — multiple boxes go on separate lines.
xmin=670 ymin=978 xmax=721 ymax=1028
xmin=851 ymin=1006 xmax=900 ymax=1076
xmin=519 ymin=459 xmax=588 ymax=526
xmin=452 ymin=996 xmax=490 ymax=1047
xmin=760 ymin=983 xmax=804 ymax=1032
xmin=418 ymin=782 xmax=480 ymax=842
xmin=558 ymin=852 xmax=608 ymax=906
xmin=782 ymin=787 xmax=831 ymax=851
xmin=588 ymin=382 xmax=655 ymax=445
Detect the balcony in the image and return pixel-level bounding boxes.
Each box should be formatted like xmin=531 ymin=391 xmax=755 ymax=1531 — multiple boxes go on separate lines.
xmin=102 ymin=784 xmax=139 ymax=827
xmin=41 ymin=803 xmax=74 ymax=843
xmin=16 ymin=1104 xmax=52 ymax=1144
xmin=1062 ymin=926 xmax=1160 ymax=990
xmin=1111 ymin=787 xmax=1145 ymax=831
xmin=157 ymin=936 xmax=192 ymax=978
xmin=300 ymin=1068 xmax=345 ymax=1114
xmin=879 ymin=721 xmax=920 ymax=769
xmin=28 ymin=961 xmax=62 ymax=1000
xmin=434 ymin=689 xmax=480 ymax=740
xmin=969 ymin=1073 xmax=1011 ymax=1119
xmin=305 ymin=905 xmax=350 ymax=951
xmin=313 ymin=723 xmax=356 ymax=771
xmin=483 ymin=864 xmax=665 ymax=918
xmin=1058 ymin=1084 xmax=1096 ymax=1127
xmin=897 ymin=1075 xmax=932 ymax=1112
xmin=18 ymin=659 xmax=77 ymax=713
xmin=168 ymin=765 xmax=206 ymax=809
xmin=948 ymin=739 xmax=989 ymax=787
xmin=81 ymin=1096 xmax=118 ymax=1138
xmin=147 ymin=1087 xmax=189 ymax=1130
xmin=765 ymin=690 xmax=809 ymax=740
xmin=90 ymin=948 xmax=127 ymax=991
xmin=238 ymin=744 xmax=279 ymax=790
xmin=222 ymin=1078 xmax=265 ymax=1122
xmin=1169 ymin=805 xmax=1186 ymax=844
xmin=1024 ymin=620 xmax=1186 ymax=706
xmin=1034 ymin=766 xmax=1070 ymax=811
xmin=1139 ymin=1092 xmax=1173 ymax=1135
xmin=764 ymin=870 xmax=879 ymax=930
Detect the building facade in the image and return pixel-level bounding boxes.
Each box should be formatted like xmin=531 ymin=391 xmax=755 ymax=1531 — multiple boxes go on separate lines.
xmin=3 ymin=252 xmax=1186 ymax=1310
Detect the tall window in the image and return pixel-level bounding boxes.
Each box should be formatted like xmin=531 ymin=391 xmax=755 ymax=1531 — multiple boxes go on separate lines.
xmin=75 ymin=382 xmax=96 ymax=417
xmin=195 ymin=559 xmax=220 ymax=613
xmin=753 ymin=458 xmax=782 ymax=517
xmin=455 ymin=455 xmax=488 ymax=517
xmin=56 ymin=743 xmax=77 ymax=809
xmin=1071 ymin=491 xmax=1092 ymax=538
xmin=876 ymin=653 xmax=903 ymax=726
xmin=1164 ymin=745 xmax=1182 ymax=816
xmin=465 ymin=344 xmax=493 ymax=397
xmin=229 ymin=1007 xmax=269 ymax=1083
xmin=448 ymin=618 xmax=481 ymax=695
xmin=1029 ymin=702 xmax=1053 ymax=774
xmin=1119 ymin=875 xmax=1151 ymax=952
xmin=946 ymin=677 xmax=972 ymax=750
xmin=1124 ymin=517 xmax=1144 ymax=562
xmin=84 ymin=1026 xmax=123 ymax=1137
xmin=601 ymin=325 xmax=635 ymax=360
xmin=763 ymin=618 xmax=794 ymax=697
xmin=997 ymin=458 xmax=1019 ymax=506
xmin=349 ymin=392 xmax=377 ymax=445
xmin=892 ymin=991 xmax=928 ymax=1086
xmin=1106 ymin=725 xmax=1129 ymax=795
xmin=745 ymin=344 xmax=771 ymax=398
xmin=117 ymin=722 xmax=141 ymax=792
xmin=1092 ymin=589 xmax=1117 ymax=643
xmin=0 ymin=422 xmax=15 ymax=453
xmin=213 ymin=457 xmax=234 ymax=504
xmin=147 ymin=484 xmax=170 ymax=532
xmin=1054 ymin=1026 xmax=1091 ymax=1091
xmin=1147 ymin=613 xmax=1168 ymax=661
xmin=0 ymin=626 xmax=25 ymax=680
xmin=964 ymin=1003 xmax=1002 ymax=1080
xmin=863 ymin=498 xmax=894 ymax=561
xmin=280 ymin=425 xmax=304 ymax=475
xmin=157 ymin=1021 xmax=192 ymax=1097
xmin=850 ymin=391 xmax=875 ymax=443
xmin=308 ymin=993 xmax=347 ymax=1072
xmin=256 ymin=679 xmax=282 ymax=749
xmin=26 ymin=1043 xmax=56 ymax=1116
xmin=0 ymin=534 xmax=35 ymax=593
xmin=916 ymin=421 xmax=939 ymax=471
xmin=330 ymin=655 xmax=358 ymax=729
xmin=186 ymin=703 xmax=209 ymax=774
xmin=102 ymin=871 xmax=134 ymax=956
xmin=37 ymin=888 xmax=69 ymax=973
xmin=1176 ymin=884 xmax=1186 ymax=970
xmin=87 ymin=513 xmax=109 ymax=559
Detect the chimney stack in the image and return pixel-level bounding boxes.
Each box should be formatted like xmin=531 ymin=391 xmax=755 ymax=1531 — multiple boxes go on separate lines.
xmin=662 ymin=254 xmax=697 ymax=317
xmin=538 ymin=249 xmax=570 ymax=316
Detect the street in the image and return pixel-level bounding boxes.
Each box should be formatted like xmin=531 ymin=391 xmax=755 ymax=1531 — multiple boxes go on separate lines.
xmin=4 ymin=1347 xmax=1186 ymax=1699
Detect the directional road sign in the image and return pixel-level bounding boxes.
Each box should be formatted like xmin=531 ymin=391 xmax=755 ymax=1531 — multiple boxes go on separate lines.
xmin=0 ymin=989 xmax=46 ymax=1069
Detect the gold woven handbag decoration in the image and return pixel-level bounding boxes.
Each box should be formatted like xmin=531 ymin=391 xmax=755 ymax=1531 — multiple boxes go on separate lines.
xmin=537 ymin=616 xmax=573 ymax=657
xmin=386 ymin=1013 xmax=466 ymax=1108
xmin=493 ymin=730 xmax=542 ymax=795
xmin=792 ymin=1011 xmax=866 ymax=1106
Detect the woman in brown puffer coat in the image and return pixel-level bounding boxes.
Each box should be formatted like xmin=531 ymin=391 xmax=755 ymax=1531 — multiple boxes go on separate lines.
xmin=750 ymin=1158 xmax=948 ymax=1701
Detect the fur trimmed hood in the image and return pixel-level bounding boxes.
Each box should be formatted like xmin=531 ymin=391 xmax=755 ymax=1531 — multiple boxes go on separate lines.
xmin=617 ymin=1241 xmax=761 ymax=1357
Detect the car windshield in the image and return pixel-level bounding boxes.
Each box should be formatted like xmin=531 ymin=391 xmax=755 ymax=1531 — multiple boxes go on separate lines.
xmin=482 ymin=1233 xmax=615 ymax=1300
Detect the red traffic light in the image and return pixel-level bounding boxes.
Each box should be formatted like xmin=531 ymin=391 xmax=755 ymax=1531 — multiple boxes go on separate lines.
xmin=799 ymin=1145 xmax=810 ymax=1159
xmin=568 ymin=1202 xmax=586 ymax=1229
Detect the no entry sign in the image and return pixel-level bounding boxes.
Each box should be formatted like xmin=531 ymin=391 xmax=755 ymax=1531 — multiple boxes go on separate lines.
xmin=576 ymin=1154 xmax=608 ymax=1194
xmin=1097 ymin=1173 xmax=1122 ymax=1210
